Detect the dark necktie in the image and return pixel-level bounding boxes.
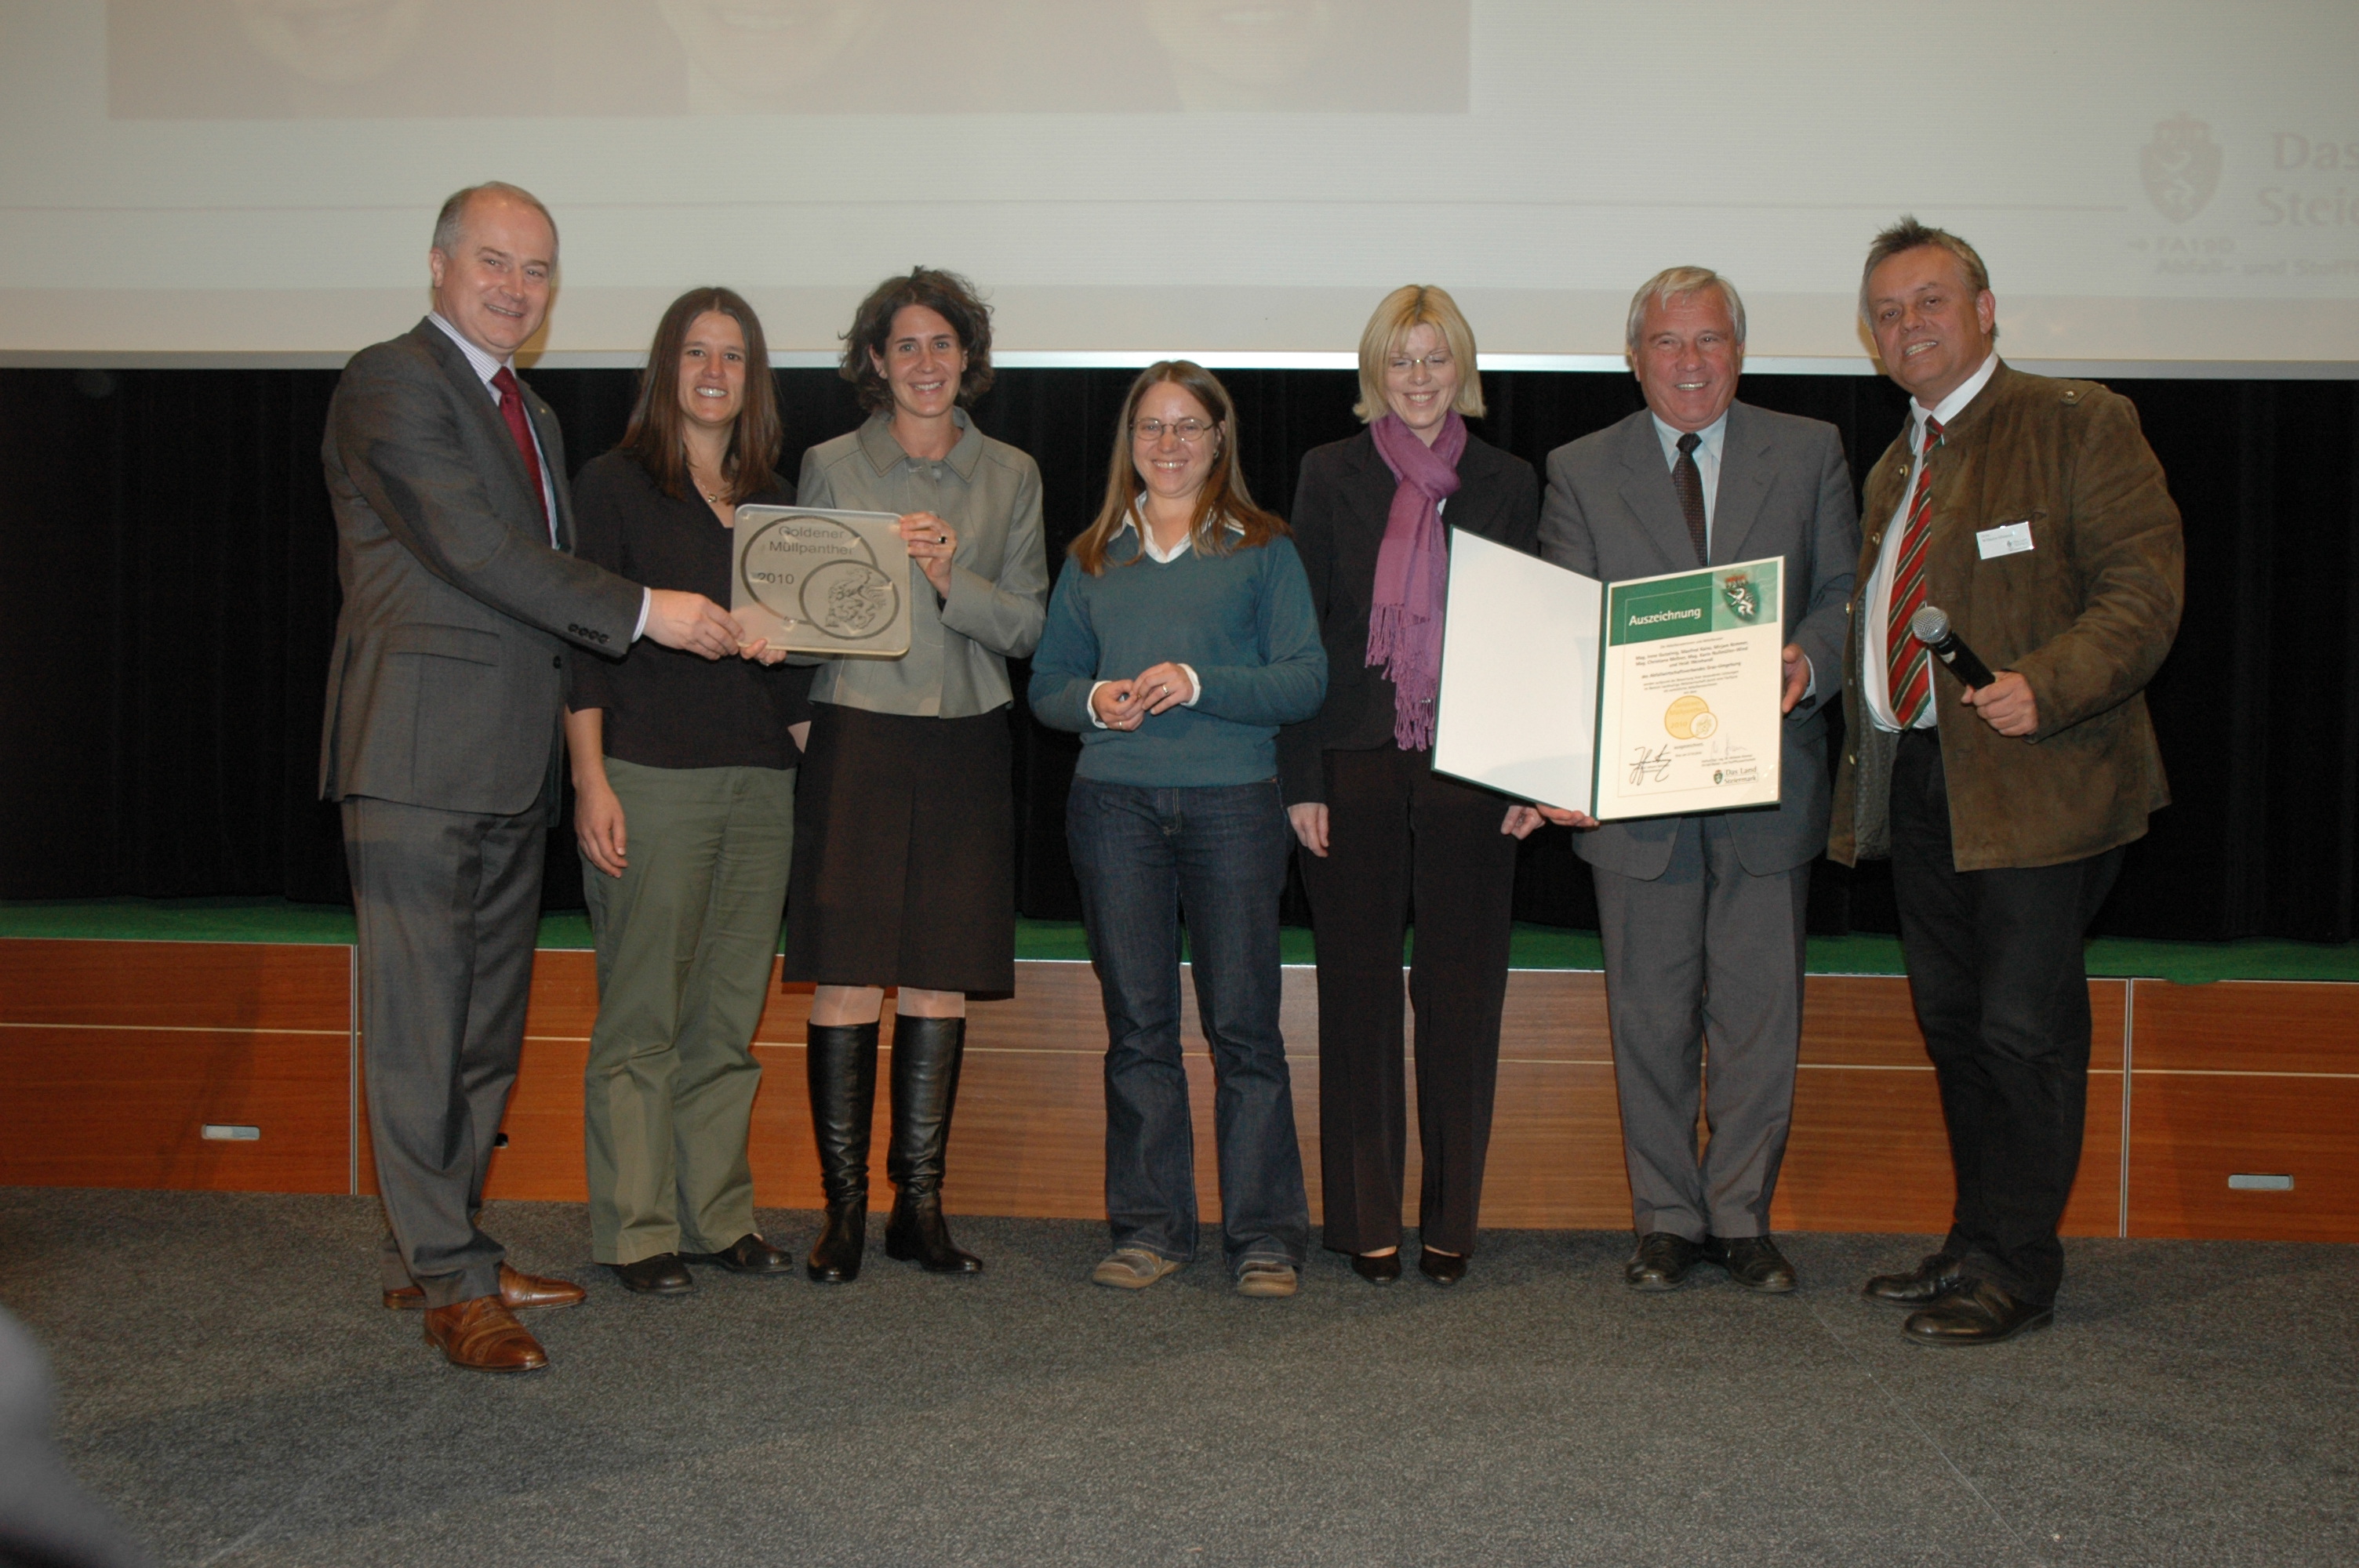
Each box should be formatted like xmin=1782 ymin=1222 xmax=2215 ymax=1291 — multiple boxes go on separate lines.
xmin=1885 ymin=415 xmax=1946 ymax=728
xmin=489 ymin=366 xmax=551 ymax=539
xmin=1672 ymin=430 xmax=1708 ymax=567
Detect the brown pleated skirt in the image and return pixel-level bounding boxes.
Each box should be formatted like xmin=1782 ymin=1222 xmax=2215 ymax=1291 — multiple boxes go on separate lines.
xmin=782 ymin=702 xmax=1016 ymax=996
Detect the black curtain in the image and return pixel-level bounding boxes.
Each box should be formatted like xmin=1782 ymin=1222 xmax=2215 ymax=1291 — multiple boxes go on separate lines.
xmin=4 ymin=365 xmax=2354 ymax=943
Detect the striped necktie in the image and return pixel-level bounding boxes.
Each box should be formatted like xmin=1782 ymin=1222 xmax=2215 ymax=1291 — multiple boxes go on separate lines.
xmin=1884 ymin=415 xmax=1944 ymax=728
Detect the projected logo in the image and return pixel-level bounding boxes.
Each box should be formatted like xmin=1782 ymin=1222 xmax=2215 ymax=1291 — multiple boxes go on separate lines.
xmin=2142 ymin=114 xmax=2223 ymax=222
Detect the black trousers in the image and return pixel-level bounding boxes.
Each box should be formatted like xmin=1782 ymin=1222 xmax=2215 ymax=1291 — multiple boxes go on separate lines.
xmin=1299 ymin=746 xmax=1518 ymax=1256
xmin=1888 ymin=729 xmax=2122 ymax=1307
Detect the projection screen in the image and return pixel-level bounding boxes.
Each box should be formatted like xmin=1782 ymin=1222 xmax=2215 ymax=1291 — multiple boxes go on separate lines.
xmin=2 ymin=0 xmax=2354 ymax=373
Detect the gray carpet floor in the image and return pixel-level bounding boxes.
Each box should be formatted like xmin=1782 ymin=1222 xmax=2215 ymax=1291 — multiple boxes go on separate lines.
xmin=2 ymin=1187 xmax=2352 ymax=1567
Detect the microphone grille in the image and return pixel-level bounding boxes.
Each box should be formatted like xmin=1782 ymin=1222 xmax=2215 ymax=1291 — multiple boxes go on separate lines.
xmin=1910 ymin=604 xmax=1951 ymax=643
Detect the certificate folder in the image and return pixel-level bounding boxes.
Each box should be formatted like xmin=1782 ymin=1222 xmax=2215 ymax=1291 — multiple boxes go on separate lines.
xmin=1432 ymin=532 xmax=1784 ymax=821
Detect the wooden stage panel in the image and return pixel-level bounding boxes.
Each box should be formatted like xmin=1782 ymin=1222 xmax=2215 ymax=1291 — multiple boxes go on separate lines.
xmin=1774 ymin=978 xmax=2125 ymax=1237
xmin=2127 ymin=981 xmax=2359 ymax=1242
xmin=16 ymin=934 xmax=2352 ymax=1247
xmin=0 ymin=1026 xmax=349 ymax=1192
xmin=349 ymin=957 xmax=2129 ymax=1235
xmin=0 ymin=939 xmax=352 ymax=1194
xmin=0 ymin=938 xmax=348 ymax=1032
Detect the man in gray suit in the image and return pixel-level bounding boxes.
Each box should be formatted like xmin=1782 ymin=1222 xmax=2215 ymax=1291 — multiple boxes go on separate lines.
xmin=1538 ymin=267 xmax=1859 ymax=1294
xmin=321 ymin=182 xmax=742 ymax=1371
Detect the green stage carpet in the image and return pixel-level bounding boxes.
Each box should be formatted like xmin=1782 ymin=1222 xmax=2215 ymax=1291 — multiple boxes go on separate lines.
xmin=5 ymin=898 xmax=2357 ymax=982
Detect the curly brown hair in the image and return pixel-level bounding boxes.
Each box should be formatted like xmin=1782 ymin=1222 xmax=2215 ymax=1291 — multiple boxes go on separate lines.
xmin=838 ymin=267 xmax=996 ymax=413
xmin=616 ymin=286 xmax=782 ymax=503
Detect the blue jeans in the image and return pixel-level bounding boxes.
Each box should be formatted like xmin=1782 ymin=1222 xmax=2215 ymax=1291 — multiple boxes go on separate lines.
xmin=1066 ymin=776 xmax=1310 ymax=1273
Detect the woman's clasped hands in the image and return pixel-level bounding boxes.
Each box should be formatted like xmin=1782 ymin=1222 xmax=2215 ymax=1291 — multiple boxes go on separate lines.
xmin=1089 ymin=661 xmax=1198 ymax=731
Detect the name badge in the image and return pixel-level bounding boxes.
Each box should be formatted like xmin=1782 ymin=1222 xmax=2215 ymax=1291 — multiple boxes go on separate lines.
xmin=1976 ymin=520 xmax=2034 ymax=560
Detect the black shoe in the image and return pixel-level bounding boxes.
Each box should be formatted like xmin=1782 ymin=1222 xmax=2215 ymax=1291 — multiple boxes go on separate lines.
xmin=805 ymin=1021 xmax=879 ymax=1284
xmin=882 ymin=1015 xmax=984 ymax=1274
xmin=1350 ymin=1251 xmax=1401 ymax=1286
xmin=687 ymin=1234 xmax=795 ymax=1276
xmin=1863 ymin=1252 xmax=1966 ymax=1306
xmin=1902 ymin=1279 xmax=2054 ymax=1346
xmin=612 ymin=1254 xmax=693 ymax=1294
xmin=1623 ymin=1232 xmax=1703 ymax=1291
xmin=1417 ymin=1248 xmax=1468 ymax=1287
xmin=807 ymin=1201 xmax=867 ymax=1285
xmin=1703 ymin=1234 xmax=1797 ymax=1293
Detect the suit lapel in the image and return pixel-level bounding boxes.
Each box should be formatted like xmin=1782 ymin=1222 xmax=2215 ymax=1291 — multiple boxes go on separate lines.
xmin=521 ymin=386 xmax=571 ymax=551
xmin=1614 ymin=412 xmax=1702 ymax=574
xmin=1343 ymin=432 xmax=1398 ymax=554
xmin=1445 ymin=438 xmax=1504 ymax=538
xmin=1708 ymin=403 xmax=1774 ymax=566
xmin=412 ymin=320 xmax=561 ymax=548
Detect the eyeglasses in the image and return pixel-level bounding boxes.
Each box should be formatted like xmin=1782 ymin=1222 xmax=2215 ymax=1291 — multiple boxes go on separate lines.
xmin=1388 ymin=350 xmax=1455 ymax=373
xmin=1132 ymin=418 xmax=1215 ymax=445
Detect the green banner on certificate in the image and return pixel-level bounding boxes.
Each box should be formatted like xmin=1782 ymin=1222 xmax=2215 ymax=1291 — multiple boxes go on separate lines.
xmin=1608 ymin=561 xmax=1780 ymax=644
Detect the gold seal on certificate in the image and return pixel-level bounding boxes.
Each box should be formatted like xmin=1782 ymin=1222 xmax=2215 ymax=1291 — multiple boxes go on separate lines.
xmin=730 ymin=506 xmax=912 ymax=659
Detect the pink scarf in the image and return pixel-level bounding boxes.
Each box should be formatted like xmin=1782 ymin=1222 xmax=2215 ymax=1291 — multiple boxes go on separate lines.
xmin=1365 ymin=411 xmax=1466 ymax=750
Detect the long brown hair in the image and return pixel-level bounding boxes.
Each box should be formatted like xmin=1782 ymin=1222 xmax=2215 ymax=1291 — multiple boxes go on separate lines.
xmin=1067 ymin=361 xmax=1285 ymax=577
xmin=838 ymin=267 xmax=996 ymax=414
xmin=618 ymin=286 xmax=783 ymax=503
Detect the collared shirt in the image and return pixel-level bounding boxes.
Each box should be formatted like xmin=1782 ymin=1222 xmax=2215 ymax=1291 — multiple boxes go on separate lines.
xmin=794 ymin=408 xmax=1049 ymax=718
xmin=1863 ymin=350 xmax=2002 ymax=731
xmin=1651 ymin=410 xmax=1728 ymax=544
xmin=428 ymin=312 xmax=652 ymax=643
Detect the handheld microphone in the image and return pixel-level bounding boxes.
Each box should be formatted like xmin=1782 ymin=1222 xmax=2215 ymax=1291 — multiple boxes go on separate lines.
xmin=1909 ymin=605 xmax=1996 ymax=690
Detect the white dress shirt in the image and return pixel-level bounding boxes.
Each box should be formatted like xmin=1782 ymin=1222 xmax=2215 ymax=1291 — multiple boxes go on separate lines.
xmin=1862 ymin=351 xmax=2001 ymax=732
xmin=427 ymin=313 xmax=650 ymax=641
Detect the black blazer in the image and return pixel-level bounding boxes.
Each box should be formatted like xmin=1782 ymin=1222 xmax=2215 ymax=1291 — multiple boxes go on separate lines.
xmin=1277 ymin=426 xmax=1540 ymax=804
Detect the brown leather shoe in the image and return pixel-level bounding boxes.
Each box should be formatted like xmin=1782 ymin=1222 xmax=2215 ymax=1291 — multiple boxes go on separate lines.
xmin=494 ymin=1264 xmax=587 ymax=1310
xmin=383 ymin=1262 xmax=587 ymax=1312
xmin=422 ymin=1296 xmax=548 ymax=1373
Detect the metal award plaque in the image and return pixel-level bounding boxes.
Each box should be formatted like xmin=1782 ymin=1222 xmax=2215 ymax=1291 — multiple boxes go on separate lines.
xmin=730 ymin=506 xmax=911 ymax=659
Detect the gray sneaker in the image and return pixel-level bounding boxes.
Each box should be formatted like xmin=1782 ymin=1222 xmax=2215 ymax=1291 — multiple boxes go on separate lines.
xmin=1234 ymin=1260 xmax=1299 ymax=1298
xmin=1092 ymin=1248 xmax=1181 ymax=1290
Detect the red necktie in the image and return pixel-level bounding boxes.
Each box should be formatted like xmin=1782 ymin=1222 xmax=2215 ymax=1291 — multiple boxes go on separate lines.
xmin=489 ymin=366 xmax=550 ymax=535
xmin=1884 ymin=416 xmax=1944 ymax=728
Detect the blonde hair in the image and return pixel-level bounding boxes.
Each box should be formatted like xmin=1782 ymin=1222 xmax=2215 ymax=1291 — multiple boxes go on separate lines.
xmin=1067 ymin=361 xmax=1285 ymax=577
xmin=1353 ymin=285 xmax=1485 ymax=423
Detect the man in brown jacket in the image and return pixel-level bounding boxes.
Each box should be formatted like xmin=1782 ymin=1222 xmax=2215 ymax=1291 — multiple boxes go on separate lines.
xmin=1830 ymin=217 xmax=2183 ymax=1345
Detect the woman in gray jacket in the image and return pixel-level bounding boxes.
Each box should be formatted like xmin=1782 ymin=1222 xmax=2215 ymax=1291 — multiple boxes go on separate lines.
xmin=783 ymin=267 xmax=1048 ymax=1285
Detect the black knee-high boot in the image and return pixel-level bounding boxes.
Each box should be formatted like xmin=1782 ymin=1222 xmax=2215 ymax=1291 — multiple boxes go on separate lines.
xmin=883 ymin=1014 xmax=983 ymax=1274
xmin=805 ymin=1022 xmax=878 ymax=1283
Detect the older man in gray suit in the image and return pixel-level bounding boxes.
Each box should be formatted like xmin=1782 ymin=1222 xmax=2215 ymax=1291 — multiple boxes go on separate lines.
xmin=322 ymin=182 xmax=742 ymax=1371
xmin=1539 ymin=267 xmax=1859 ymax=1294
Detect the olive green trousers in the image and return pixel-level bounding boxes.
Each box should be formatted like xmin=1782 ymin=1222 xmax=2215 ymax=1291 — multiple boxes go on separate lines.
xmin=581 ymin=757 xmax=796 ymax=1265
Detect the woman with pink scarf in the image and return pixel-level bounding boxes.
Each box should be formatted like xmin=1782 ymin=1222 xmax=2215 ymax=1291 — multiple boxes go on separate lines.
xmin=1278 ymin=286 xmax=1544 ymax=1287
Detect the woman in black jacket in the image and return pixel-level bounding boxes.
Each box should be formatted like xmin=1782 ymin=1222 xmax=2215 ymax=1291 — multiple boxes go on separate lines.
xmin=1278 ymin=285 xmax=1543 ymax=1287
xmin=564 ymin=287 xmax=811 ymax=1294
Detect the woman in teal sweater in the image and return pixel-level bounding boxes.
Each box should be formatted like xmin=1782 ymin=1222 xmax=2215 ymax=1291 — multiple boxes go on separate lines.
xmin=1030 ymin=361 xmax=1327 ymax=1298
